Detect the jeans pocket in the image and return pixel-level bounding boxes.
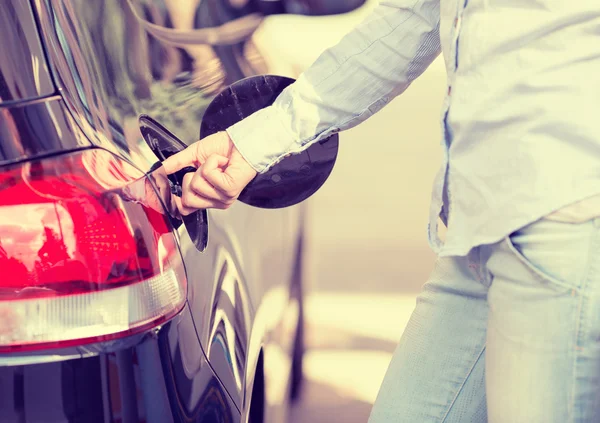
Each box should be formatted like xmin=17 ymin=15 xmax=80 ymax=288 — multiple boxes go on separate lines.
xmin=504 ymin=236 xmax=567 ymax=289
xmin=504 ymin=218 xmax=593 ymax=291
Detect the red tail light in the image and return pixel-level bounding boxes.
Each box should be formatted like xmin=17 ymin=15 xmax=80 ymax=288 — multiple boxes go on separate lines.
xmin=0 ymin=149 xmax=186 ymax=352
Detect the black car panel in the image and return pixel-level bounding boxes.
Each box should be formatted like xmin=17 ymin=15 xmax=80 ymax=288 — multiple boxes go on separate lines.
xmin=0 ymin=304 xmax=240 ymax=423
xmin=31 ymin=0 xmax=252 ymax=172
xmin=0 ymin=1 xmax=55 ymax=104
xmin=0 ymin=99 xmax=91 ymax=166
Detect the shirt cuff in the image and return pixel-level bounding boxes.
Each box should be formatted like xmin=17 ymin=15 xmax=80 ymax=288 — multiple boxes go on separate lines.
xmin=226 ymin=105 xmax=297 ymax=174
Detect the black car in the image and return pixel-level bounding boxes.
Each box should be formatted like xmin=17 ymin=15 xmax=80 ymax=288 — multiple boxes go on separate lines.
xmin=0 ymin=0 xmax=364 ymax=422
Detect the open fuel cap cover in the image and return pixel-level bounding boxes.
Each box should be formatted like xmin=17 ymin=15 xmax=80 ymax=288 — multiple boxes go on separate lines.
xmin=139 ymin=115 xmax=209 ymax=252
xmin=200 ymin=75 xmax=339 ymax=209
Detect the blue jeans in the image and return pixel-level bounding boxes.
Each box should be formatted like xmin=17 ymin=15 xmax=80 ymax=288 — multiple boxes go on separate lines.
xmin=368 ymin=217 xmax=600 ymax=422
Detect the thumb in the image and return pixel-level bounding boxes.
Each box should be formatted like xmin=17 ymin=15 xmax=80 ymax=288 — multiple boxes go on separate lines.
xmin=162 ymin=144 xmax=201 ymax=175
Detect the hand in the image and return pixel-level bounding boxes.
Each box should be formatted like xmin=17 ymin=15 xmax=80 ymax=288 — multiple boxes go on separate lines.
xmin=162 ymin=131 xmax=257 ymax=215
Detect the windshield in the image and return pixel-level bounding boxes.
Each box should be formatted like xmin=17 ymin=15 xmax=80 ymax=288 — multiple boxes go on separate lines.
xmin=0 ymin=1 xmax=54 ymax=103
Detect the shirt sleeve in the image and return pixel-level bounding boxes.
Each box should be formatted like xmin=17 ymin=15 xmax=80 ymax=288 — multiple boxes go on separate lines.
xmin=226 ymin=0 xmax=442 ymax=173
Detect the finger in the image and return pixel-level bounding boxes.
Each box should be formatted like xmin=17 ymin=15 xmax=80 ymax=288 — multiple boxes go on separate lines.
xmin=181 ymin=173 xmax=230 ymax=211
xmin=202 ymin=161 xmax=238 ymax=198
xmin=180 ymin=191 xmax=229 ymax=211
xmin=173 ymin=196 xmax=195 ymax=216
xmin=189 ymin=172 xmax=235 ymax=204
xmin=203 ymin=162 xmax=255 ymax=199
xmin=179 ymin=190 xmax=228 ymax=211
xmin=195 ymin=155 xmax=236 ymax=200
xmin=162 ymin=143 xmax=201 ymax=175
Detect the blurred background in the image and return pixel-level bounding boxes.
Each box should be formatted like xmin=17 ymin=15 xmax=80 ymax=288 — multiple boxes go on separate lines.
xmin=248 ymin=3 xmax=447 ymax=421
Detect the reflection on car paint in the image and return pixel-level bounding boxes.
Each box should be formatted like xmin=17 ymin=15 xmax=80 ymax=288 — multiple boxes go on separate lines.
xmin=206 ymin=246 xmax=252 ymax=409
xmin=34 ymin=0 xmax=254 ymax=170
xmin=0 ymin=100 xmax=90 ymax=166
xmin=0 ymin=1 xmax=54 ymax=103
xmin=160 ymin=306 xmax=239 ymax=423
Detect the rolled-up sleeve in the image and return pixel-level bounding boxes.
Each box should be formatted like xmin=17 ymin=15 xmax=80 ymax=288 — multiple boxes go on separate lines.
xmin=227 ymin=0 xmax=441 ymax=173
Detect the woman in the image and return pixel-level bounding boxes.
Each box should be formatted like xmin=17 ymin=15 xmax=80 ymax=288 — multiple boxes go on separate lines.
xmin=163 ymin=0 xmax=600 ymax=421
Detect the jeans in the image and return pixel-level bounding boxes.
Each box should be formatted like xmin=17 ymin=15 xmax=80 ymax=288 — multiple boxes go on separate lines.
xmin=368 ymin=217 xmax=600 ymax=422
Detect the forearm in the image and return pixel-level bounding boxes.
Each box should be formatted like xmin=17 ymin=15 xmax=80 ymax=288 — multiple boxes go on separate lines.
xmin=227 ymin=0 xmax=441 ymax=173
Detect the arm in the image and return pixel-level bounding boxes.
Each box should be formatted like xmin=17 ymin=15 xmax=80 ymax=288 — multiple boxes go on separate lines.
xmin=162 ymin=0 xmax=441 ymax=211
xmin=227 ymin=0 xmax=442 ymax=173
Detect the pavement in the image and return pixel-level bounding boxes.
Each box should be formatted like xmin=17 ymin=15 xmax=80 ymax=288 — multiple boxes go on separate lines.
xmin=252 ymin=6 xmax=447 ymax=422
xmin=289 ymin=293 xmax=416 ymax=422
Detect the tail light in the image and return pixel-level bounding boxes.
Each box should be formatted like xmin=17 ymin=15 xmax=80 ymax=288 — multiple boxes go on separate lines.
xmin=0 ymin=149 xmax=186 ymax=352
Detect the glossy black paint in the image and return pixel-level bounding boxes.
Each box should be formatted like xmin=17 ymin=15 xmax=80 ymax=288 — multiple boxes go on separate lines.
xmin=200 ymin=75 xmax=339 ymax=209
xmin=0 ymin=99 xmax=90 ymax=166
xmin=0 ymin=305 xmax=240 ymax=423
xmin=0 ymin=1 xmax=54 ymax=104
xmin=31 ymin=0 xmax=272 ymax=168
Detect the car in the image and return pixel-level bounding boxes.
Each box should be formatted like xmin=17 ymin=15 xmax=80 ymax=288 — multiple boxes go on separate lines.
xmin=0 ymin=1 xmax=364 ymax=422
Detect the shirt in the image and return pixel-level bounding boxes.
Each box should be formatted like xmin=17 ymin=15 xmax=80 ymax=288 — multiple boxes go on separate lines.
xmin=547 ymin=195 xmax=600 ymax=223
xmin=227 ymin=0 xmax=600 ymax=257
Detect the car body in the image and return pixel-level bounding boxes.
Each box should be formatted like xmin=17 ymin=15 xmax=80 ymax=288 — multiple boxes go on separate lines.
xmin=0 ymin=1 xmax=364 ymax=422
